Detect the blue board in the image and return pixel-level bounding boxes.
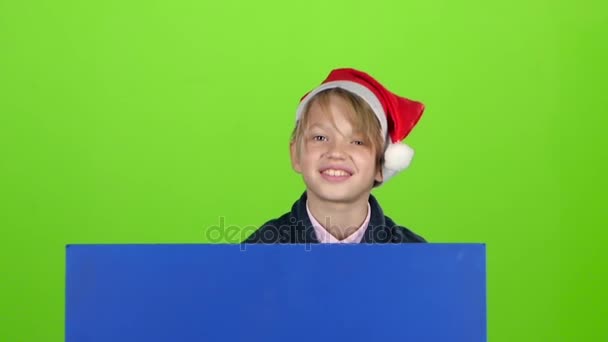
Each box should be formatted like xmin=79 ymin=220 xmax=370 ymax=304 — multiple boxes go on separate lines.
xmin=66 ymin=244 xmax=486 ymax=341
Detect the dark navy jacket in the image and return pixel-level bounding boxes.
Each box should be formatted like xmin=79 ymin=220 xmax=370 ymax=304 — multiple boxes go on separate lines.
xmin=243 ymin=192 xmax=426 ymax=243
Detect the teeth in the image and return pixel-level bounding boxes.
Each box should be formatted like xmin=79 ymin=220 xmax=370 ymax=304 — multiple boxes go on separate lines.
xmin=323 ymin=169 xmax=350 ymax=177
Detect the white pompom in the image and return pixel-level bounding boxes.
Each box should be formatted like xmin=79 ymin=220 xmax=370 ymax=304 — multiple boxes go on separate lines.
xmin=384 ymin=143 xmax=414 ymax=171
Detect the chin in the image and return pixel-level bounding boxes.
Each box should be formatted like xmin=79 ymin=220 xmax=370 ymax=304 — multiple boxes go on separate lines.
xmin=307 ymin=186 xmax=368 ymax=204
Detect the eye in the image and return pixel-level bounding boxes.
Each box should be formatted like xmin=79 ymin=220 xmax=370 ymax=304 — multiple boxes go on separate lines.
xmin=352 ymin=140 xmax=365 ymax=146
xmin=312 ymin=135 xmax=327 ymax=141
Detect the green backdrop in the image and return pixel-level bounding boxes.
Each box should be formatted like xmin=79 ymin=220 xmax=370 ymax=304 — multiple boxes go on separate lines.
xmin=1 ymin=0 xmax=607 ymax=340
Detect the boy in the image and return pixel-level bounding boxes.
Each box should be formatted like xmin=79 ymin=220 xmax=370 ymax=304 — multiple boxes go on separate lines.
xmin=243 ymin=68 xmax=426 ymax=243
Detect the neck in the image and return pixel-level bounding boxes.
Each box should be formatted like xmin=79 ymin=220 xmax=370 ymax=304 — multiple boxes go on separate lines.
xmin=306 ymin=192 xmax=370 ymax=240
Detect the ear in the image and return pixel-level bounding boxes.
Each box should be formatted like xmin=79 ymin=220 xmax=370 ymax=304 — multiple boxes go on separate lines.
xmin=290 ymin=141 xmax=302 ymax=173
xmin=374 ymin=163 xmax=383 ymax=184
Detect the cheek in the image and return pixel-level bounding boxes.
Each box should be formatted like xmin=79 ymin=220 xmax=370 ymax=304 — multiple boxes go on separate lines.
xmin=298 ymin=146 xmax=320 ymax=165
xmin=301 ymin=143 xmax=324 ymax=157
xmin=353 ymin=150 xmax=378 ymax=170
xmin=352 ymin=147 xmax=375 ymax=159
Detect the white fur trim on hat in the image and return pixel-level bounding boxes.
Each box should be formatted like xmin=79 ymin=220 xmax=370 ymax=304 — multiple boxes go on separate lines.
xmin=295 ymin=80 xmax=388 ymax=140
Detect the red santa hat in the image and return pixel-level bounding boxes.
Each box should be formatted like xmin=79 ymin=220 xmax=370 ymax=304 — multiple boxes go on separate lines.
xmin=295 ymin=68 xmax=425 ymax=183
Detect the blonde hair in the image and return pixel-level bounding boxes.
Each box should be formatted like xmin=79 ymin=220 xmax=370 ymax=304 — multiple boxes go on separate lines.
xmin=291 ymin=88 xmax=386 ymax=186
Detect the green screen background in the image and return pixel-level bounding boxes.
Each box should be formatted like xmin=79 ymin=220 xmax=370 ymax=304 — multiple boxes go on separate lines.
xmin=1 ymin=0 xmax=606 ymax=340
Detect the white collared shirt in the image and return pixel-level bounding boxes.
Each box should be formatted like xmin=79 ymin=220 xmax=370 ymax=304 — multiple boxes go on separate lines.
xmin=306 ymin=200 xmax=371 ymax=243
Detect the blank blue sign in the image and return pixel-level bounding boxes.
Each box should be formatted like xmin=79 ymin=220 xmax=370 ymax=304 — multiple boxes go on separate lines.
xmin=66 ymin=244 xmax=486 ymax=341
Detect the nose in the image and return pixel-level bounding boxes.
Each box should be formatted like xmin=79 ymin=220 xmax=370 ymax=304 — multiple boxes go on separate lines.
xmin=324 ymin=140 xmax=348 ymax=160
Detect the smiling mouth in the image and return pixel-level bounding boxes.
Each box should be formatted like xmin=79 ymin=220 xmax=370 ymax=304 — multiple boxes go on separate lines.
xmin=319 ymin=168 xmax=352 ymax=182
xmin=321 ymin=169 xmax=351 ymax=177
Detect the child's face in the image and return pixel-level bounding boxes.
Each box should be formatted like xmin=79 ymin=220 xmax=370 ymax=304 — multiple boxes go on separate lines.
xmin=290 ymin=94 xmax=383 ymax=205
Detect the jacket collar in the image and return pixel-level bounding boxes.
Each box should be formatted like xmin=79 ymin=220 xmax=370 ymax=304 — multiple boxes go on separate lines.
xmin=291 ymin=191 xmax=388 ymax=243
